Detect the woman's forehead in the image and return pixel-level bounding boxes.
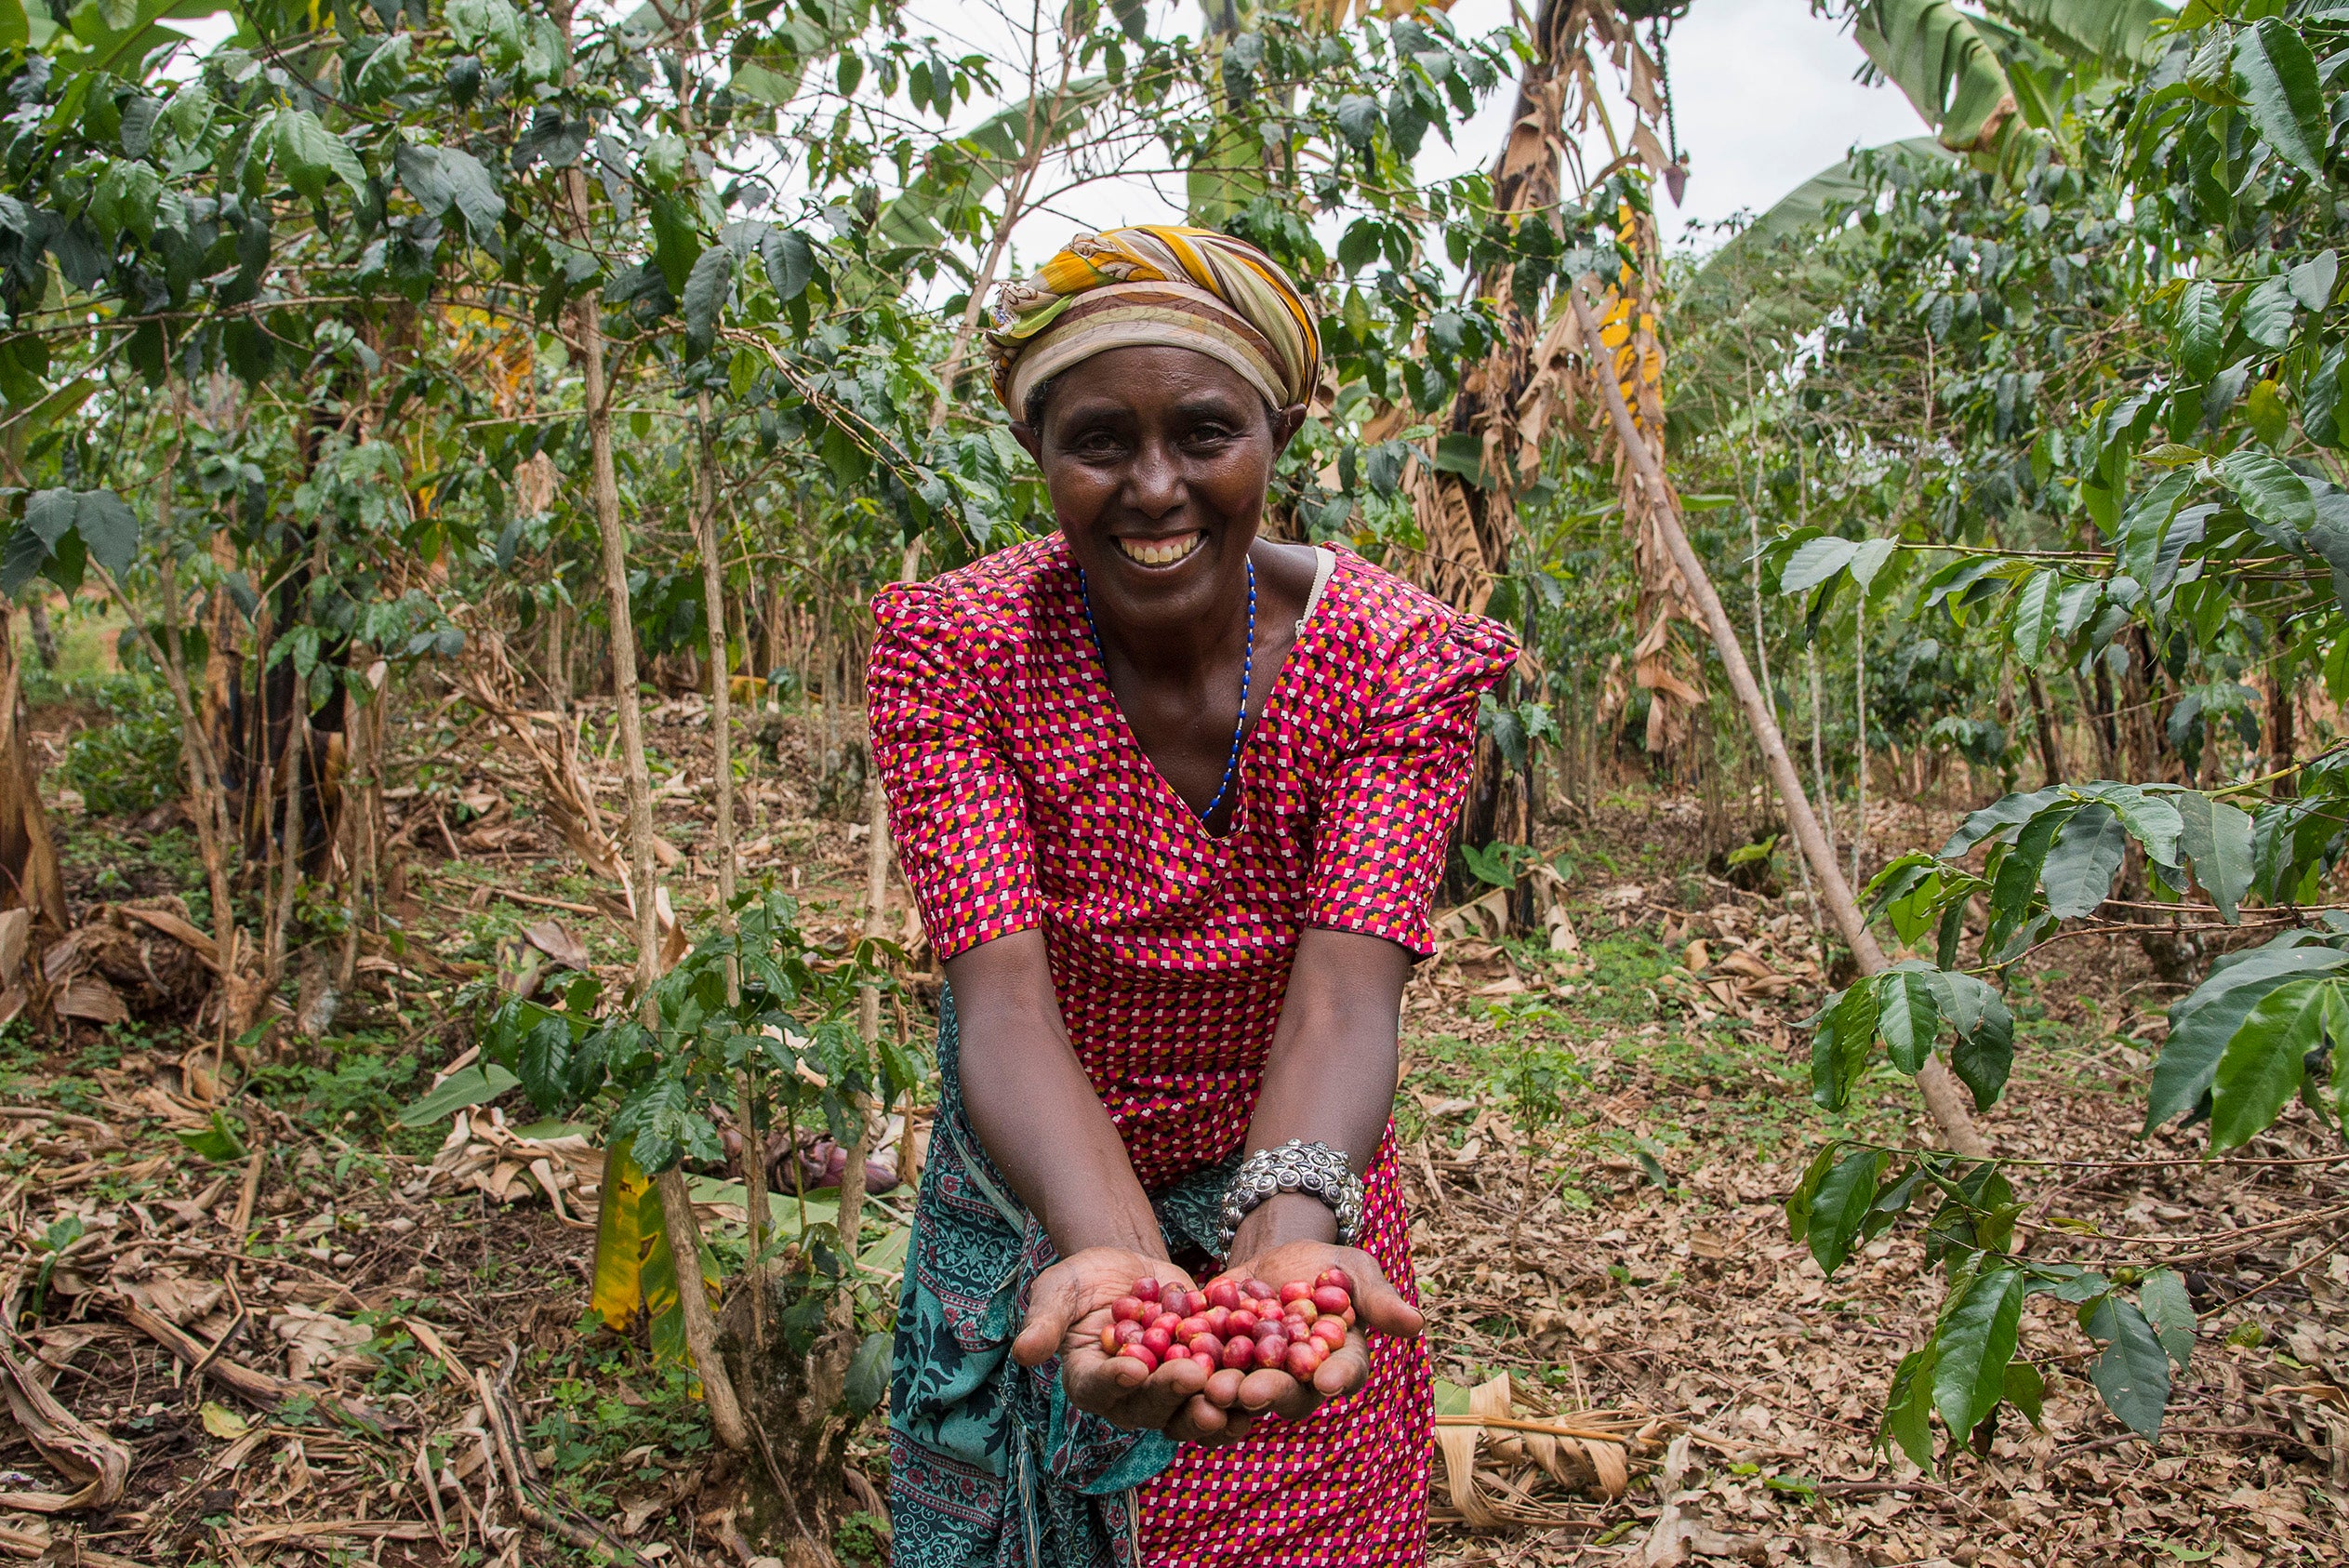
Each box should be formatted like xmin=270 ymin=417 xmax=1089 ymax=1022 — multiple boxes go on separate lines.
xmin=1048 ymin=346 xmax=1266 ymax=417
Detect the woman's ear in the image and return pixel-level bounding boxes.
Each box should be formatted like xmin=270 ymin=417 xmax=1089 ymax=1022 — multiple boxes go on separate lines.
xmin=1272 ymin=404 xmax=1307 ymax=455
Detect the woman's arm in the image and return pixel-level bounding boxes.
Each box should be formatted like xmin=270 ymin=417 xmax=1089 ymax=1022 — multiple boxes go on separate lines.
xmin=953 ymin=932 xmax=1250 ymax=1441
xmin=948 ymin=929 xmax=1160 ymax=1258
xmin=1215 ymin=927 xmax=1427 ymax=1420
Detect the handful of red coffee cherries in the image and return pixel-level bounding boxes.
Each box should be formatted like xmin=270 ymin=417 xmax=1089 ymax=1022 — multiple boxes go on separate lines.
xmin=1098 ymin=1269 xmax=1358 ymax=1380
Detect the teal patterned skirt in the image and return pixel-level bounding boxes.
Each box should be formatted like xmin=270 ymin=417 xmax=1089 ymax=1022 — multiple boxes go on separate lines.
xmin=887 ymin=993 xmax=1238 ymax=1568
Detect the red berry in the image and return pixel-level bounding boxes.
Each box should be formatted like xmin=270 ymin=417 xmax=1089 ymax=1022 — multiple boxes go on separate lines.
xmin=1182 ymin=1290 xmax=1210 ymax=1317
xmin=1141 ymin=1325 xmax=1174 ymax=1356
xmin=1341 ymin=1308 xmax=1356 ymax=1327
xmin=1205 ymin=1280 xmax=1241 ymax=1311
xmin=1222 ymin=1335 xmax=1256 ymax=1371
xmin=1120 ymin=1345 xmax=1160 ymax=1374
xmin=1114 ymin=1320 xmax=1146 ymax=1347
xmin=1284 ymin=1341 xmax=1323 ymax=1379
xmin=1175 ymin=1315 xmax=1211 ymax=1340
xmin=1256 ymin=1334 xmax=1288 ymax=1365
xmin=1312 ymin=1285 xmax=1349 ymax=1316
xmin=1289 ymin=1299 xmax=1317 ymax=1324
xmin=1111 ymin=1296 xmax=1143 ymax=1323
xmin=1187 ymin=1333 xmax=1224 ymax=1362
xmin=1241 ymin=1278 xmax=1276 ymax=1302
xmin=1133 ymin=1278 xmax=1161 ymax=1303
xmin=1203 ymin=1306 xmax=1232 ymax=1335
xmin=1193 ymin=1350 xmax=1219 ymax=1371
xmin=1317 ymin=1268 xmax=1350 ymax=1291
xmin=1311 ymin=1316 xmax=1347 ymax=1349
xmin=1100 ymin=1322 xmax=1119 ymax=1353
xmin=1226 ymin=1309 xmax=1257 ymax=1336
xmin=1278 ymin=1281 xmax=1312 ymax=1306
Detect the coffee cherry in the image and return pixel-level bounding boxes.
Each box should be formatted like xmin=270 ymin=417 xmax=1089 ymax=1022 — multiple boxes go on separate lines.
xmin=1205 ymin=1280 xmax=1241 ymax=1311
xmin=1226 ymin=1309 xmax=1258 ymax=1336
xmin=1151 ymin=1312 xmax=1182 ymax=1336
xmin=1118 ymin=1344 xmax=1160 ymax=1374
xmin=1317 ymin=1268 xmax=1350 ymax=1292
xmin=1111 ymin=1296 xmax=1144 ymax=1324
xmin=1202 ymin=1306 xmax=1232 ymax=1335
xmin=1310 ymin=1315 xmax=1347 ymax=1349
xmin=1182 ymin=1290 xmax=1211 ymax=1318
xmin=1221 ymin=1336 xmax=1256 ymax=1371
xmin=1175 ymin=1315 xmax=1211 ymax=1341
xmin=1241 ymin=1278 xmax=1277 ymax=1302
xmin=1192 ymin=1350 xmax=1219 ymax=1371
xmin=1288 ymin=1299 xmax=1317 ymax=1324
xmin=1278 ymin=1281 xmax=1312 ymax=1306
xmin=1100 ymin=1322 xmax=1120 ymax=1354
xmin=1256 ymin=1334 xmax=1288 ymax=1365
xmin=1284 ymin=1341 xmax=1324 ymax=1379
xmin=1133 ymin=1278 xmax=1161 ymax=1303
xmin=1186 ymin=1333 xmax=1224 ymax=1363
xmin=1311 ymin=1285 xmax=1350 ymax=1316
xmin=1141 ymin=1325 xmax=1174 ymax=1357
xmin=1341 ymin=1307 xmax=1357 ymax=1327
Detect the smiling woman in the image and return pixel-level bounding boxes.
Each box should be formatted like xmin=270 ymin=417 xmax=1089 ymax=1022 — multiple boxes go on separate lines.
xmin=869 ymin=226 xmax=1516 ymax=1568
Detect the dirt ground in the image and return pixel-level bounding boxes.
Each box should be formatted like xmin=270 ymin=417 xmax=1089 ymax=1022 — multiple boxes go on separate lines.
xmin=9 ymin=686 xmax=2347 ymax=1567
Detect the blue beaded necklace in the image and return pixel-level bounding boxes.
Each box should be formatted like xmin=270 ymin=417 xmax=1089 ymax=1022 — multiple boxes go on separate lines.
xmin=1078 ymin=556 xmax=1255 ymax=827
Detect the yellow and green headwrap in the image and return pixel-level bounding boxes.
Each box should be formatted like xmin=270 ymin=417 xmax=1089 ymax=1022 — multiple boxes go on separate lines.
xmin=985 ymin=226 xmax=1320 ymax=419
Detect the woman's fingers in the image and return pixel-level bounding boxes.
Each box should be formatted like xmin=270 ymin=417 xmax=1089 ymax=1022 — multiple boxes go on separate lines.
xmin=1012 ymin=1263 xmax=1087 ymax=1367
xmin=1335 ymin=1250 xmax=1424 ymax=1339
xmin=1313 ymin=1337 xmax=1373 ymax=1401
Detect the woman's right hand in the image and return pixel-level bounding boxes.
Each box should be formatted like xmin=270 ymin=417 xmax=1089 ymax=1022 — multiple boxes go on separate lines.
xmin=1015 ymin=1247 xmax=1252 ymax=1440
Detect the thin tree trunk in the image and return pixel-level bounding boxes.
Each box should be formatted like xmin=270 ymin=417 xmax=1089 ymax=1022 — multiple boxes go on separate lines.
xmin=1570 ymin=284 xmax=1988 ymax=1158
xmin=564 ymin=151 xmax=749 ymax=1451
xmin=266 ymin=708 xmax=304 ymax=985
xmin=22 ymin=600 xmax=56 ymax=671
xmin=1852 ymin=598 xmax=1868 ymax=888
xmin=2025 ymin=669 xmax=2064 ymax=787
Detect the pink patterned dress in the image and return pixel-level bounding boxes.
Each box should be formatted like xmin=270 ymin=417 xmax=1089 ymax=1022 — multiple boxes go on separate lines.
xmin=869 ymin=535 xmax=1514 ymax=1568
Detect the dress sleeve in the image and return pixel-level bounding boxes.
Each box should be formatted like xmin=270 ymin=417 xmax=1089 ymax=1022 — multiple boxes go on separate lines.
xmin=1304 ymin=615 xmax=1517 ymax=956
xmin=868 ymin=586 xmax=1044 ymax=960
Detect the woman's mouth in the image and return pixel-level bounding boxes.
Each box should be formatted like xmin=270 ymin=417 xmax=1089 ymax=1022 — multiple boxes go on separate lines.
xmin=1113 ymin=532 xmax=1204 ymax=568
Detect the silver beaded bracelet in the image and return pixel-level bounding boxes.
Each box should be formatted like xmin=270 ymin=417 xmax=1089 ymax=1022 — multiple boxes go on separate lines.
xmin=1216 ymin=1139 xmax=1364 ymax=1257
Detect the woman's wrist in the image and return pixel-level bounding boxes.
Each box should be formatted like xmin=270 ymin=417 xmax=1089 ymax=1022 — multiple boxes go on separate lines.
xmin=1228 ymin=1192 xmax=1336 ymax=1260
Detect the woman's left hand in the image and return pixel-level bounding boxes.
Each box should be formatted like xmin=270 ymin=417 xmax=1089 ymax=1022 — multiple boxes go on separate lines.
xmin=1205 ymin=1241 xmax=1423 ymax=1427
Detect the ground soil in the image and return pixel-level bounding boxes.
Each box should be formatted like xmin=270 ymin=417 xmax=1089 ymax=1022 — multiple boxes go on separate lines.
xmin=8 ymin=688 xmax=2346 ymax=1567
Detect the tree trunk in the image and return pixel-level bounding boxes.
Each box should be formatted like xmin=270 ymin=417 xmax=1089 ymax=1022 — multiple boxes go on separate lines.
xmin=0 ymin=603 xmax=65 ymax=936
xmin=2025 ymin=669 xmax=2064 ymax=787
xmin=22 ymin=599 xmax=56 ymax=671
xmin=1570 ymin=284 xmax=1988 ymax=1159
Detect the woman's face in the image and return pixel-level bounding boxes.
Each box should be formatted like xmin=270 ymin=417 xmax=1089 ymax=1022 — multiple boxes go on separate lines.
xmin=1014 ymin=346 xmax=1305 ymax=630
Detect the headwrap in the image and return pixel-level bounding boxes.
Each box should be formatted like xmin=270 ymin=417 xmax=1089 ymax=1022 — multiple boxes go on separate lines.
xmin=984 ymin=225 xmax=1320 ymax=418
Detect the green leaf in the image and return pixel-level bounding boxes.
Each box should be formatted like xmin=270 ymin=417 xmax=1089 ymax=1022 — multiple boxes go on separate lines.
xmin=1880 ymin=1344 xmax=1939 ymax=1468
xmin=2233 ymin=16 xmax=2329 ymax=178
xmin=2219 ymin=449 xmax=2315 ymax=534
xmin=683 ymin=246 xmax=733 ymax=358
xmin=842 ymin=1329 xmax=892 ymax=1416
xmin=272 ymin=108 xmax=368 ymax=203
xmin=177 ymin=1110 xmax=247 ymax=1163
xmin=2010 ymin=569 xmax=2060 ymax=666
xmin=394 ymin=142 xmax=505 ymax=237
xmin=2082 ymin=1296 xmax=2170 ymax=1437
xmin=2077 ymin=782 xmax=2183 ymax=873
xmin=73 ymin=491 xmax=138 ymax=581
xmin=2289 ymin=251 xmax=2339 ymax=313
xmin=1811 ymin=981 xmax=1881 ymax=1110
xmin=2039 ymin=803 xmax=2126 ymax=919
xmin=398 ymin=1062 xmax=522 ymax=1125
xmin=2002 ymin=1357 xmax=2045 ymax=1428
xmin=1848 ymin=536 xmax=1898 ymax=590
xmin=2239 ymin=275 xmax=2299 ymax=351
xmin=1932 ymin=1265 xmax=2024 ymax=1439
xmin=2172 ymin=279 xmax=2221 ymax=381
xmin=2138 ymin=1268 xmax=2195 ymax=1371
xmin=2210 ymin=976 xmax=2329 ymax=1150
xmin=1949 ymin=1006 xmax=2015 ymax=1110
xmin=1875 ymin=967 xmax=1942 ymax=1074
xmin=760 ymin=228 xmax=815 ymax=301
xmin=1807 ymin=1148 xmax=1881 ymax=1275
xmin=2151 ymin=937 xmax=2348 ymax=1130
xmin=1779 ymin=536 xmax=1858 ymax=595
xmin=1985 ymin=801 xmax=2074 ymax=953
xmin=2174 ymin=791 xmax=2254 ymax=924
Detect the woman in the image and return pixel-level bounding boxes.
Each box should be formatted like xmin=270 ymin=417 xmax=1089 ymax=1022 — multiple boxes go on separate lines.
xmin=870 ymin=226 xmax=1515 ymax=1568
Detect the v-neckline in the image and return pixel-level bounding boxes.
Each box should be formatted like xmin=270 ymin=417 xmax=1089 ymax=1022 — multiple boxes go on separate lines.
xmin=1068 ymin=547 xmax=1332 ymax=844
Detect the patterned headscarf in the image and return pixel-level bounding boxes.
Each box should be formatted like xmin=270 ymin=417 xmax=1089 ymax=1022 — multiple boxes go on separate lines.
xmin=984 ymin=226 xmax=1320 ymax=419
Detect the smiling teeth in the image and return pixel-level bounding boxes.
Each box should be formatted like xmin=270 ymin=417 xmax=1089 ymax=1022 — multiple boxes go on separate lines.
xmin=1118 ymin=533 xmax=1202 ymax=566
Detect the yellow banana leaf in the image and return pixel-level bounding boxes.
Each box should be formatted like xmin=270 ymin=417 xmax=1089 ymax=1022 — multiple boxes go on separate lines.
xmin=591 ymin=1136 xmax=653 ymax=1332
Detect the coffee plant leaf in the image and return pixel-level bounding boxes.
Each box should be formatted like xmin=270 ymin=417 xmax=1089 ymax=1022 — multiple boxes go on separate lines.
xmin=2138 ymin=1268 xmax=2196 ymax=1371
xmin=2233 ymin=16 xmax=2328 ymax=176
xmin=2038 ymin=802 xmax=2126 ymax=919
xmin=2173 ymin=790 xmax=2254 ymax=922
xmin=1806 ymin=1147 xmax=1882 ymax=1276
xmin=2081 ymin=1296 xmax=2170 ymax=1436
xmin=2148 ymin=936 xmax=2346 ymax=1132
xmin=1931 ymin=1264 xmax=2024 ymax=1440
xmin=2209 ymin=975 xmax=2330 ymax=1150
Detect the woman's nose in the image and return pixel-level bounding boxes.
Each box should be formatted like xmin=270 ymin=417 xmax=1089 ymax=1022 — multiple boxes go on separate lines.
xmin=1124 ymin=437 xmax=1186 ymax=517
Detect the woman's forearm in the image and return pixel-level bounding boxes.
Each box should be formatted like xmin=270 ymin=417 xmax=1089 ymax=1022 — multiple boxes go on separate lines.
xmin=947 ymin=931 xmax=1165 ymax=1259
xmin=1232 ymin=927 xmax=1413 ymax=1253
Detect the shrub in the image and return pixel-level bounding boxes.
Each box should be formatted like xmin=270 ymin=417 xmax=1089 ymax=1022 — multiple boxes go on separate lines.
xmin=60 ymin=675 xmax=181 ymax=816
